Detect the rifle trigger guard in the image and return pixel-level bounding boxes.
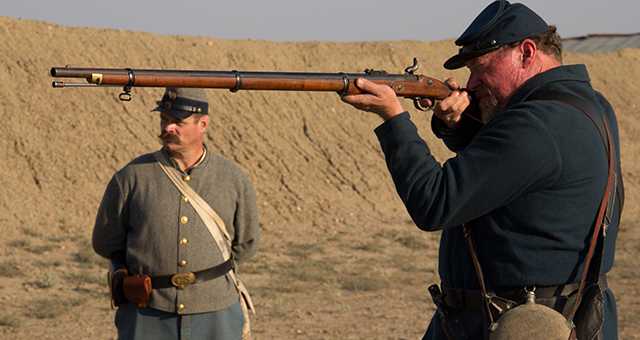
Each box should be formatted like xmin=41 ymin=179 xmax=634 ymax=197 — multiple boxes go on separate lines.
xmin=230 ymin=70 xmax=242 ymax=93
xmin=337 ymin=72 xmax=349 ymax=96
xmin=119 ymin=68 xmax=135 ymax=101
xmin=412 ymin=97 xmax=434 ymax=112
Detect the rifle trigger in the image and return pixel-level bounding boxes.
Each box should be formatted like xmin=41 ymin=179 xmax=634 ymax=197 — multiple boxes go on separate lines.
xmin=412 ymin=97 xmax=434 ymax=112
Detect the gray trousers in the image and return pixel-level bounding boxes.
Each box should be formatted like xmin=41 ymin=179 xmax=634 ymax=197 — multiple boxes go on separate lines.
xmin=115 ymin=300 xmax=244 ymax=340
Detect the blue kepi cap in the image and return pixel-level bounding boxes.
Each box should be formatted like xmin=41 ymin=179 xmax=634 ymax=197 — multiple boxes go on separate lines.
xmin=444 ymin=1 xmax=550 ymax=70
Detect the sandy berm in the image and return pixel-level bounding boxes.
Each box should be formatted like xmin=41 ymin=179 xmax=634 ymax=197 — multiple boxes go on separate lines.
xmin=0 ymin=16 xmax=639 ymax=339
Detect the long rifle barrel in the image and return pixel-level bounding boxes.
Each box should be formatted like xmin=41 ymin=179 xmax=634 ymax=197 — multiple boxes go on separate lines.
xmin=50 ymin=59 xmax=452 ymax=109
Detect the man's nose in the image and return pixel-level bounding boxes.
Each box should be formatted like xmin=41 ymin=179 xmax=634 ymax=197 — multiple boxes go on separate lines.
xmin=466 ymin=72 xmax=482 ymax=91
xmin=162 ymin=122 xmax=177 ymax=132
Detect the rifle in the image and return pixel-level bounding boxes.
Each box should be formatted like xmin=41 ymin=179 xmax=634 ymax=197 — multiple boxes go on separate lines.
xmin=51 ymin=58 xmax=451 ymax=111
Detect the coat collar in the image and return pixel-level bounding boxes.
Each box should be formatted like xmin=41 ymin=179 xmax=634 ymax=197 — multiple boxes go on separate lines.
xmin=506 ymin=64 xmax=591 ymax=107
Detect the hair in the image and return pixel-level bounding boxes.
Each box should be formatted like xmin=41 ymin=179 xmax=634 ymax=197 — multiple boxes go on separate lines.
xmin=192 ymin=113 xmax=207 ymax=124
xmin=504 ymin=25 xmax=563 ymax=64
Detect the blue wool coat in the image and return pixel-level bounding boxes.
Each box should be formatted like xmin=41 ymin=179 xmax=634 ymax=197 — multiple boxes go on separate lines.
xmin=374 ymin=65 xmax=622 ymax=339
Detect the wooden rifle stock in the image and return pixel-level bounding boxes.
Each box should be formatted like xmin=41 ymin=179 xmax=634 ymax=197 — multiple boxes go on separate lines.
xmin=51 ymin=59 xmax=451 ymax=110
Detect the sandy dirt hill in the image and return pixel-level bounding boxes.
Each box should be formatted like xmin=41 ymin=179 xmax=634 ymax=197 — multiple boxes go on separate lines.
xmin=0 ymin=16 xmax=639 ymax=339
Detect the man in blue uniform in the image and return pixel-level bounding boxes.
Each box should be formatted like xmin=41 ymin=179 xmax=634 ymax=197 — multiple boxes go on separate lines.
xmin=340 ymin=1 xmax=623 ymax=339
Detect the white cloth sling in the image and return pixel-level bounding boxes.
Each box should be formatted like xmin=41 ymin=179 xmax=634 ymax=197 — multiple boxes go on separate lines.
xmin=153 ymin=150 xmax=256 ymax=321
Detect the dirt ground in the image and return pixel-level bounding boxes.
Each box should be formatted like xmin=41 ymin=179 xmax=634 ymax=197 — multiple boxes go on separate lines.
xmin=0 ymin=15 xmax=639 ymax=339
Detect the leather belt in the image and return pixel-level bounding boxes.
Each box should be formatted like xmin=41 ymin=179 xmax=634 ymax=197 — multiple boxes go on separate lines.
xmin=150 ymin=259 xmax=233 ymax=290
xmin=441 ymin=275 xmax=608 ymax=314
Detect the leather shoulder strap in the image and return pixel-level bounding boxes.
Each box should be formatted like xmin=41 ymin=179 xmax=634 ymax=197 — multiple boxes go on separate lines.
xmin=152 ymin=151 xmax=255 ymax=314
xmin=527 ymin=91 xmax=624 ymax=214
xmin=526 ymin=91 xmax=619 ymax=321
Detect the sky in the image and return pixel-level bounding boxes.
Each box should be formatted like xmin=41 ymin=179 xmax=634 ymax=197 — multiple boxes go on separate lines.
xmin=1 ymin=0 xmax=638 ymax=42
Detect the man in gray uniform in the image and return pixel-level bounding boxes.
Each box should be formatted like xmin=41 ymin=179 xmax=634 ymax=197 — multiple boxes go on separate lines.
xmin=93 ymin=87 xmax=260 ymax=340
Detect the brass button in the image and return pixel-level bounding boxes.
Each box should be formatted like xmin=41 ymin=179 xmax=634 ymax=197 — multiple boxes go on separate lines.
xmin=180 ymin=238 xmax=188 ymax=245
xmin=182 ymin=196 xmax=189 ymax=203
xmin=177 ymin=304 xmax=185 ymax=311
xmin=183 ymin=176 xmax=191 ymax=183
xmin=179 ymin=260 xmax=187 ymax=267
xmin=181 ymin=216 xmax=188 ymax=224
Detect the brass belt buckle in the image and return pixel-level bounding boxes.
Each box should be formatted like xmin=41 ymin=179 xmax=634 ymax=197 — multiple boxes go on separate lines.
xmin=171 ymin=272 xmax=196 ymax=290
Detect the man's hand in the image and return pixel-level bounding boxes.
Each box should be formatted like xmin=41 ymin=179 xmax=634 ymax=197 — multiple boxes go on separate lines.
xmin=340 ymin=78 xmax=405 ymax=121
xmin=419 ymin=78 xmax=471 ymax=130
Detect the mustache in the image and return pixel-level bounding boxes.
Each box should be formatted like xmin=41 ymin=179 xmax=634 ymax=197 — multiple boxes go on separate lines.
xmin=475 ymin=85 xmax=499 ymax=108
xmin=475 ymin=85 xmax=500 ymax=123
xmin=158 ymin=131 xmax=181 ymax=143
xmin=475 ymin=85 xmax=493 ymax=99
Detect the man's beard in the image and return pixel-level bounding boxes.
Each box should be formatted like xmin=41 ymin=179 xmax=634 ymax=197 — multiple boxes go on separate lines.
xmin=158 ymin=131 xmax=181 ymax=145
xmin=476 ymin=86 xmax=501 ymax=124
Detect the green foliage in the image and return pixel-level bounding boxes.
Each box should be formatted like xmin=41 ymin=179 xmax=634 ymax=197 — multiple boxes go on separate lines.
xmin=0 ymin=261 xmax=22 ymax=278
xmin=8 ymin=239 xmax=31 ymax=248
xmin=239 ymin=254 xmax=270 ymax=275
xmin=21 ymin=227 xmax=43 ymax=238
xmin=31 ymin=297 xmax=87 ymax=319
xmin=75 ymin=242 xmax=108 ymax=269
xmin=339 ymin=271 xmax=390 ymax=292
xmin=395 ymin=234 xmax=428 ymax=250
xmin=351 ymin=242 xmax=385 ymax=253
xmin=70 ymin=271 xmax=108 ymax=287
xmin=36 ymin=272 xmax=58 ymax=288
xmin=274 ymin=259 xmax=337 ymax=292
xmin=0 ymin=313 xmax=21 ymax=327
xmin=285 ymin=242 xmax=325 ymax=259
xmin=28 ymin=244 xmax=56 ymax=254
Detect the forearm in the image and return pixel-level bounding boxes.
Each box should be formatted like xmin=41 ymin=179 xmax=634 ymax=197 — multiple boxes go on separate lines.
xmin=431 ymin=114 xmax=484 ymax=152
xmin=231 ymin=182 xmax=261 ymax=264
xmin=92 ymin=176 xmax=129 ymax=259
xmin=375 ymin=112 xmax=456 ymax=230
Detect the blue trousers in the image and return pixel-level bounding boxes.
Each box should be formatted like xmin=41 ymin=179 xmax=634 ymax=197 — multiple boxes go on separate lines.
xmin=115 ymin=301 xmax=244 ymax=340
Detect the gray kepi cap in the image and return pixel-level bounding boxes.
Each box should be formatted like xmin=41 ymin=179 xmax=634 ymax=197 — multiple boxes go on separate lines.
xmin=444 ymin=1 xmax=550 ymax=70
xmin=152 ymin=87 xmax=209 ymax=120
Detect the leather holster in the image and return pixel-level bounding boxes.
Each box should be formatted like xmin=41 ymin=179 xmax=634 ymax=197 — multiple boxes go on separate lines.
xmin=123 ymin=275 xmax=152 ymax=307
xmin=109 ymin=261 xmax=128 ymax=308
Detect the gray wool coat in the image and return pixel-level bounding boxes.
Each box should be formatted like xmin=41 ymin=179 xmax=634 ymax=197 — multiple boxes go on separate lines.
xmin=93 ymin=147 xmax=260 ymax=314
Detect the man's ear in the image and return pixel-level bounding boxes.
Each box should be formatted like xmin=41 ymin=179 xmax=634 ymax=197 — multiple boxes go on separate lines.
xmin=520 ymin=39 xmax=537 ymax=68
xmin=199 ymin=114 xmax=210 ymax=132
